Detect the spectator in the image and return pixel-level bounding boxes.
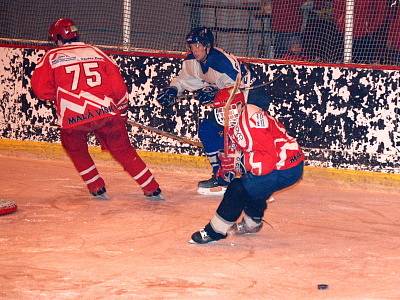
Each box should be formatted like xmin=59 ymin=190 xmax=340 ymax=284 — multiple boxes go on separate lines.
xmin=270 ymin=0 xmax=306 ymax=58
xmin=302 ymin=0 xmax=343 ymax=62
xmin=385 ymin=2 xmax=400 ymax=64
xmin=281 ymin=36 xmax=308 ymax=61
xmin=333 ymin=0 xmax=388 ymax=64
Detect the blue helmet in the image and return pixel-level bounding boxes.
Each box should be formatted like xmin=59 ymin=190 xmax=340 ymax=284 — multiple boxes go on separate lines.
xmin=186 ymin=27 xmax=214 ymax=48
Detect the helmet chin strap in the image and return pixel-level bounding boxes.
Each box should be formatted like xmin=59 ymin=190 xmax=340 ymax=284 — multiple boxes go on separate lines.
xmin=200 ymin=46 xmax=211 ymax=63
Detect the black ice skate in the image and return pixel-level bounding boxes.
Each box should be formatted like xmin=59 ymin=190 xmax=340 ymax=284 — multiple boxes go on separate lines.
xmin=230 ymin=217 xmax=263 ymax=235
xmin=144 ymin=188 xmax=164 ymax=201
xmin=197 ymin=175 xmax=229 ymax=196
xmin=189 ymin=229 xmax=226 ymax=244
xmin=189 ymin=224 xmax=227 ymax=244
xmin=91 ymin=186 xmax=110 ymax=200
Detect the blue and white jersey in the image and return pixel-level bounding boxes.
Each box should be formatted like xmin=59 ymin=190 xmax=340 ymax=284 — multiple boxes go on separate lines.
xmin=171 ymin=47 xmax=269 ymax=110
xmin=170 ymin=47 xmax=249 ymax=94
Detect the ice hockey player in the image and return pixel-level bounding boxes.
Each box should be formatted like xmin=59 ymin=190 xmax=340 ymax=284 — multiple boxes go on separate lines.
xmin=156 ymin=26 xmax=270 ymax=196
xmin=189 ymin=87 xmax=304 ymax=244
xmin=31 ymin=18 xmax=163 ymax=200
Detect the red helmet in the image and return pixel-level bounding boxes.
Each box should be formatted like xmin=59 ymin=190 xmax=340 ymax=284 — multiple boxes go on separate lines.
xmin=48 ymin=18 xmax=79 ymax=43
xmin=213 ymin=87 xmax=245 ymax=127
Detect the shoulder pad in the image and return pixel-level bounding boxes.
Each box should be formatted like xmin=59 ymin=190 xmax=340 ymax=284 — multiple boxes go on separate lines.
xmin=245 ymin=104 xmax=268 ymax=128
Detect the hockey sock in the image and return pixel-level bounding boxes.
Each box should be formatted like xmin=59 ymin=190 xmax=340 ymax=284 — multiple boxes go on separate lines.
xmin=111 ymin=148 xmax=159 ymax=193
xmin=209 ymin=213 xmax=235 ymax=236
xmin=61 ymin=128 xmax=105 ymax=193
xmin=205 ymin=150 xmax=221 ymax=175
xmin=79 ymin=163 xmax=106 ymax=193
xmin=243 ymin=213 xmax=262 ymax=228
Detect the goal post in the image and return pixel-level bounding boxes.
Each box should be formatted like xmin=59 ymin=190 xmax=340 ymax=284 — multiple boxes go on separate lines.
xmin=122 ymin=0 xmax=132 ymax=49
xmin=343 ymin=0 xmax=354 ymax=63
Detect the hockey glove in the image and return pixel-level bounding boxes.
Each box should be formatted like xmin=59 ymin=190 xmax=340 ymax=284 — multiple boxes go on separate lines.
xmin=197 ymin=86 xmax=219 ymax=105
xmin=217 ymin=153 xmax=236 ymax=183
xmin=157 ymin=86 xmax=178 ymax=107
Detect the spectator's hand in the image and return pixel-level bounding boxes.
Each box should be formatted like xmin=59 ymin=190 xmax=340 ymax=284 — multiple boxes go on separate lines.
xmin=157 ymin=87 xmax=178 ymax=107
xmin=197 ymin=86 xmax=219 ymax=105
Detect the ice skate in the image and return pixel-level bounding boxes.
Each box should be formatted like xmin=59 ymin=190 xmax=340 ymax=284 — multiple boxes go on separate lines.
xmin=91 ymin=187 xmax=110 ymax=200
xmin=144 ymin=188 xmax=164 ymax=201
xmin=189 ymin=228 xmax=226 ymax=244
xmin=197 ymin=175 xmax=228 ymax=196
xmin=230 ymin=217 xmax=263 ymax=235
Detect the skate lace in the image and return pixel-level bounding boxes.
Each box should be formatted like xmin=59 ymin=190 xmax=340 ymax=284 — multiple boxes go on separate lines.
xmin=199 ymin=229 xmax=209 ymax=240
xmin=261 ymin=219 xmax=274 ymax=229
xmin=240 ymin=219 xmax=273 ymax=231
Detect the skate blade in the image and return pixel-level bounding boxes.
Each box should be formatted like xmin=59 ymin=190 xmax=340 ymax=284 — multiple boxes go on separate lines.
xmin=145 ymin=193 xmax=165 ymax=201
xmin=188 ymin=239 xmax=216 ymax=245
xmin=197 ymin=186 xmax=226 ymax=196
xmin=93 ymin=193 xmax=111 ymax=200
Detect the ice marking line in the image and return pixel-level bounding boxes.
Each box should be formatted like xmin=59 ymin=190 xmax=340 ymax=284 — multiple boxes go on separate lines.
xmin=33 ymin=178 xmax=72 ymax=181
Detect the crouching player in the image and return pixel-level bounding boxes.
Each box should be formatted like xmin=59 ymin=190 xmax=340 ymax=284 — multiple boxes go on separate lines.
xmin=31 ymin=18 xmax=163 ymax=200
xmin=190 ymin=88 xmax=304 ymax=244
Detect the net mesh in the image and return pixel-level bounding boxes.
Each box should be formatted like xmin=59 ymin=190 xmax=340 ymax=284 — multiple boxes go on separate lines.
xmin=0 ymin=0 xmax=399 ymax=65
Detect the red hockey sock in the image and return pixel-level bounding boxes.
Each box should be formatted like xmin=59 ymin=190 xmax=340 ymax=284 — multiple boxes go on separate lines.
xmin=78 ymin=163 xmax=106 ymax=193
xmin=112 ymin=148 xmax=159 ymax=193
xmin=61 ymin=128 xmax=105 ymax=194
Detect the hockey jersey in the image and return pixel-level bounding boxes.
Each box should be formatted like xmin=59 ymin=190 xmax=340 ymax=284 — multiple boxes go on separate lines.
xmin=231 ymin=104 xmax=304 ymax=175
xmin=170 ymin=47 xmax=249 ymax=94
xmin=31 ymin=42 xmax=128 ymax=129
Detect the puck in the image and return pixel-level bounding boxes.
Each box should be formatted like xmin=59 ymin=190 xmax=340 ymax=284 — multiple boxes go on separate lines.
xmin=317 ymin=284 xmax=328 ymax=290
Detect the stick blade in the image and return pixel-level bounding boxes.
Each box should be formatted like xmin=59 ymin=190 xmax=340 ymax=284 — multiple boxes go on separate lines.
xmin=0 ymin=199 xmax=17 ymax=216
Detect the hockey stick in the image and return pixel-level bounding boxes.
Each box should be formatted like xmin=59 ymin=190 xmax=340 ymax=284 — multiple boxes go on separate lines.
xmin=223 ymin=75 xmax=242 ymax=155
xmin=127 ymin=119 xmax=203 ymax=148
xmin=241 ymin=73 xmax=283 ymax=91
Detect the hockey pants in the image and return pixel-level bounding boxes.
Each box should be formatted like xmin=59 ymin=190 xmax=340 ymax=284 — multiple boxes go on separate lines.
xmin=60 ymin=116 xmax=159 ymax=194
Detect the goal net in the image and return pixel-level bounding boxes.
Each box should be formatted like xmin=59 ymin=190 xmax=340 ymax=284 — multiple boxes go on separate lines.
xmin=0 ymin=0 xmax=398 ymax=65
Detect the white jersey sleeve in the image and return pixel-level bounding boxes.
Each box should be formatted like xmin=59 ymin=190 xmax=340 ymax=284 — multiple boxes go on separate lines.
xmin=170 ymin=48 xmax=240 ymax=95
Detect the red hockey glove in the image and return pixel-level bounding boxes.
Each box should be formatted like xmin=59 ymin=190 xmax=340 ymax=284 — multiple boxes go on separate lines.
xmin=217 ymin=153 xmax=236 ymax=182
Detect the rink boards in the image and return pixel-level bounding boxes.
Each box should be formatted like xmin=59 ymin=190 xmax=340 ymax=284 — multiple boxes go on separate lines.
xmin=0 ymin=45 xmax=399 ymax=173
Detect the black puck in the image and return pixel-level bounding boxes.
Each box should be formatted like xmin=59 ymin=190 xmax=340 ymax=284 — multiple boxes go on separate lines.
xmin=317 ymin=284 xmax=329 ymax=290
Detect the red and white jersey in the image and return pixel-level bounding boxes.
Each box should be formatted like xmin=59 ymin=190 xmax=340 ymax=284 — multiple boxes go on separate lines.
xmin=31 ymin=42 xmax=128 ymax=128
xmin=231 ymin=104 xmax=304 ymax=175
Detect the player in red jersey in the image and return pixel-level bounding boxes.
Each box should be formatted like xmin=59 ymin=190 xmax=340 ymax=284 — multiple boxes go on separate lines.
xmin=31 ymin=18 xmax=163 ymax=200
xmin=190 ymin=88 xmax=304 ymax=244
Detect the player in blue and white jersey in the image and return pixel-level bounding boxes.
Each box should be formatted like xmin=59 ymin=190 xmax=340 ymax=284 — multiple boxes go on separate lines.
xmin=157 ymin=27 xmax=270 ymax=195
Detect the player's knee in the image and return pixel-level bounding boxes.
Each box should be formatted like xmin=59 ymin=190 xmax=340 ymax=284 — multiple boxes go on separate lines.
xmin=61 ymin=138 xmax=84 ymax=154
xmin=229 ymin=178 xmax=246 ymax=193
xmin=104 ymin=132 xmax=133 ymax=153
xmin=198 ymin=118 xmax=221 ymax=137
xmin=198 ymin=120 xmax=223 ymax=150
xmin=198 ymin=119 xmax=212 ymax=139
xmin=110 ymin=147 xmax=138 ymax=165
